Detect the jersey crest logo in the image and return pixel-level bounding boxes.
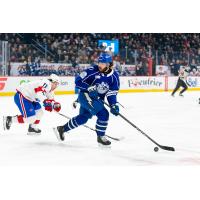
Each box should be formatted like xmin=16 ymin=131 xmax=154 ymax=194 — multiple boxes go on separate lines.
xmin=96 ymin=82 xmax=109 ymax=94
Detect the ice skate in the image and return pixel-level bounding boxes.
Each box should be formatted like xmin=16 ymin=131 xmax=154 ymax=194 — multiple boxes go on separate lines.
xmin=3 ymin=116 xmax=12 ymax=130
xmin=97 ymin=136 xmax=111 ymax=146
xmin=27 ymin=125 xmax=41 ymax=136
xmin=53 ymin=126 xmax=65 ymax=141
xmin=179 ymin=93 xmax=184 ymax=97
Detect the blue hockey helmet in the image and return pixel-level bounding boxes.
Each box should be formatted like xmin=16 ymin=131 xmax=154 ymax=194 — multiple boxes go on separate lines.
xmin=98 ymin=53 xmax=112 ymax=63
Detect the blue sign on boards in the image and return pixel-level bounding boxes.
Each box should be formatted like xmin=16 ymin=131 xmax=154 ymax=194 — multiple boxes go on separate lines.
xmin=98 ymin=40 xmax=119 ymax=55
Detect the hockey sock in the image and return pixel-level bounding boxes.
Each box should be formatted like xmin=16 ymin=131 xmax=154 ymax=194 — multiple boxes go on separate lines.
xmin=30 ymin=124 xmax=37 ymax=129
xmin=34 ymin=120 xmax=40 ymax=124
xmin=180 ymin=87 xmax=187 ymax=94
xmin=95 ymin=120 xmax=108 ymax=136
xmin=12 ymin=115 xmax=39 ymax=124
xmin=30 ymin=120 xmax=40 ymax=129
xmin=12 ymin=115 xmax=25 ymax=123
xmin=63 ymin=117 xmax=79 ymax=132
xmin=63 ymin=115 xmax=88 ymax=132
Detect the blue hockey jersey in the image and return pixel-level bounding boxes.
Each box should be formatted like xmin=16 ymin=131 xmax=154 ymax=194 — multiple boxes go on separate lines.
xmin=75 ymin=65 xmax=120 ymax=106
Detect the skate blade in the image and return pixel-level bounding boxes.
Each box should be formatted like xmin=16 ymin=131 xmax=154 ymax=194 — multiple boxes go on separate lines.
xmin=3 ymin=116 xmax=5 ymax=131
xmin=3 ymin=116 xmax=7 ymax=131
xmin=53 ymin=127 xmax=64 ymax=142
xmin=27 ymin=132 xmax=41 ymax=136
xmin=98 ymin=143 xmax=111 ymax=149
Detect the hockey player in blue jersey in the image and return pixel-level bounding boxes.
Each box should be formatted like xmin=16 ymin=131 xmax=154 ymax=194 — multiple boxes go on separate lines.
xmin=53 ymin=53 xmax=120 ymax=146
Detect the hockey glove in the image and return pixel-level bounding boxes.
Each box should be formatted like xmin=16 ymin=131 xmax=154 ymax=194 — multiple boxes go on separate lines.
xmin=53 ymin=102 xmax=61 ymax=112
xmin=43 ymin=99 xmax=54 ymax=112
xmin=110 ymin=104 xmax=119 ymax=116
xmin=88 ymin=85 xmax=98 ymax=99
xmin=72 ymin=99 xmax=78 ymax=109
xmin=43 ymin=99 xmax=61 ymax=112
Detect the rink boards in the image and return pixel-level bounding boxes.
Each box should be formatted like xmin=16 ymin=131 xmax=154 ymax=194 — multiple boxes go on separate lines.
xmin=0 ymin=76 xmax=200 ymax=96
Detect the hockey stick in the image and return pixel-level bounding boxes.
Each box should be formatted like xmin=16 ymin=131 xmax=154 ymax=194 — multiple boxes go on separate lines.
xmin=102 ymin=100 xmax=175 ymax=152
xmin=57 ymin=112 xmax=124 ymax=141
xmin=73 ymin=98 xmax=126 ymax=109
xmin=118 ymin=102 xmax=125 ymax=108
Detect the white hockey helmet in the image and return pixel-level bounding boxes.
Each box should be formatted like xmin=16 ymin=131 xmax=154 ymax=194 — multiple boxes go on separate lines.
xmin=49 ymin=74 xmax=61 ymax=85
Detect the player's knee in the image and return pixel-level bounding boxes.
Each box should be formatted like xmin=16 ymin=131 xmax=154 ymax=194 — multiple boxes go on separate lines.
xmin=81 ymin=116 xmax=89 ymax=124
xmin=75 ymin=115 xmax=89 ymax=125
xmin=97 ymin=108 xmax=109 ymax=121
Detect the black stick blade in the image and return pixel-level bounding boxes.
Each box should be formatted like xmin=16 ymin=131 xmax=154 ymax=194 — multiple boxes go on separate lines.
xmin=159 ymin=145 xmax=175 ymax=151
xmin=105 ymin=135 xmax=125 ymax=141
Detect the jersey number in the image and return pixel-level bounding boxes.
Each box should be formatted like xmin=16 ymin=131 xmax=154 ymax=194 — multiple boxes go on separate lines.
xmin=43 ymin=83 xmax=48 ymax=88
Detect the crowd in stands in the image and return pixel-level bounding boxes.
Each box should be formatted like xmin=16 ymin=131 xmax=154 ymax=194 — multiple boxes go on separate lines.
xmin=1 ymin=33 xmax=200 ymax=76
xmin=15 ymin=61 xmax=88 ymax=76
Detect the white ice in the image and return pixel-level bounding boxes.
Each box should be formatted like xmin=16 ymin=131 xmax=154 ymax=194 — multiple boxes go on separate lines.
xmin=1 ymin=92 xmax=200 ymax=166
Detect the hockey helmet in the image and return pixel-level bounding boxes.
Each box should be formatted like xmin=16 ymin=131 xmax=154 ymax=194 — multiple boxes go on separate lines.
xmin=98 ymin=53 xmax=112 ymax=64
xmin=49 ymin=74 xmax=61 ymax=85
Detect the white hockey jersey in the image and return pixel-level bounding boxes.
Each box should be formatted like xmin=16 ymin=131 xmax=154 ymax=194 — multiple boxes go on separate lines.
xmin=17 ymin=79 xmax=55 ymax=102
xmin=178 ymin=67 xmax=188 ymax=81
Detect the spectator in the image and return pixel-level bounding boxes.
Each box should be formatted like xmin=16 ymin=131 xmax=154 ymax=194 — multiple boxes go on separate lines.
xmin=1 ymin=33 xmax=200 ymax=76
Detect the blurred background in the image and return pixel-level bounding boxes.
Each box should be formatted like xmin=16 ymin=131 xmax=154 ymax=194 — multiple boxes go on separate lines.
xmin=1 ymin=33 xmax=200 ymax=77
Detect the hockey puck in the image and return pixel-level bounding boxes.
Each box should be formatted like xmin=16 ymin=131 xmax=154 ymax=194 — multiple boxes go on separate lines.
xmin=154 ymin=147 xmax=159 ymax=152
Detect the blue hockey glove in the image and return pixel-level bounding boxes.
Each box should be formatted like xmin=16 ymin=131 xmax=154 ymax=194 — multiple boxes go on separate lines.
xmin=110 ymin=104 xmax=119 ymax=116
xmin=88 ymin=85 xmax=98 ymax=99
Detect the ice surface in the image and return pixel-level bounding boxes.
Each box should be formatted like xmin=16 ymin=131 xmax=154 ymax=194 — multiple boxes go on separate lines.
xmin=1 ymin=92 xmax=200 ymax=166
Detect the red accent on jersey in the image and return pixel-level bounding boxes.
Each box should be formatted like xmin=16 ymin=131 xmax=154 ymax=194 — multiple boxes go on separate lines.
xmin=34 ymin=86 xmax=46 ymax=93
xmin=16 ymin=90 xmax=33 ymax=102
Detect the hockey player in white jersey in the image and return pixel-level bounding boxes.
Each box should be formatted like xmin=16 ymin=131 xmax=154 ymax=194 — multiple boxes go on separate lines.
xmin=3 ymin=74 xmax=61 ymax=135
xmin=171 ymin=66 xmax=190 ymax=97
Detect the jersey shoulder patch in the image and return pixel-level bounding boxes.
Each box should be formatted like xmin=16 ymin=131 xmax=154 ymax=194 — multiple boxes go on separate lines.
xmin=80 ymin=71 xmax=87 ymax=79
